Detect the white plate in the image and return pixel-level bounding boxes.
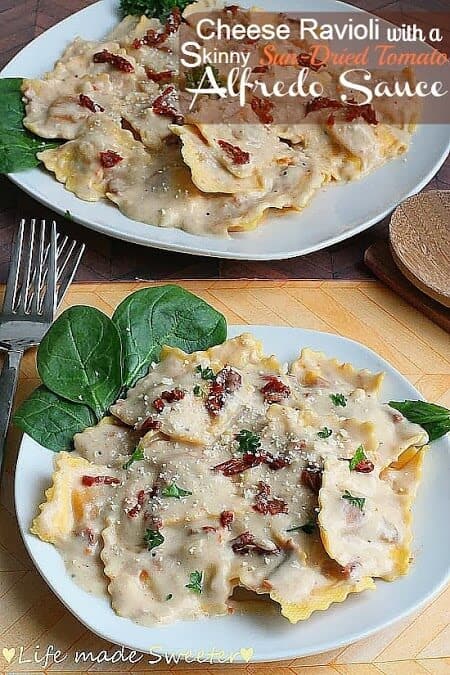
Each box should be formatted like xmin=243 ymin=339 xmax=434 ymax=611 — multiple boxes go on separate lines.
xmin=15 ymin=325 xmax=450 ymax=663
xmin=2 ymin=0 xmax=449 ymax=260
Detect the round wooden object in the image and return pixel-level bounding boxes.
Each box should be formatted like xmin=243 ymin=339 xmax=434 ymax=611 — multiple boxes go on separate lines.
xmin=390 ymin=190 xmax=450 ymax=308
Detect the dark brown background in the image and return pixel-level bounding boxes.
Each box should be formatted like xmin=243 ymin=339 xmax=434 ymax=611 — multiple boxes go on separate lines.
xmin=1 ymin=0 xmax=449 ymax=281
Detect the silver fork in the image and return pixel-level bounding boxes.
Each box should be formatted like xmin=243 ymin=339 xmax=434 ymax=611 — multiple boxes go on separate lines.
xmin=0 ymin=219 xmax=85 ymax=472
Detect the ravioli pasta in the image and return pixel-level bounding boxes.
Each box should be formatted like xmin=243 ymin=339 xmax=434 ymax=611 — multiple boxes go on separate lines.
xmin=21 ymin=1 xmax=419 ymax=237
xmin=32 ymin=334 xmax=428 ymax=625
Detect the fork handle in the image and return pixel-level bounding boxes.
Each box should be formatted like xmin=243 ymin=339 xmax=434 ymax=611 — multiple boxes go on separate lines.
xmin=0 ymin=350 xmax=23 ymax=474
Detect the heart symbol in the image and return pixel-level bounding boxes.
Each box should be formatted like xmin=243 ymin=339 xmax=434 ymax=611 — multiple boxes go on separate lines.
xmin=240 ymin=647 xmax=254 ymax=663
xmin=2 ymin=648 xmax=15 ymax=664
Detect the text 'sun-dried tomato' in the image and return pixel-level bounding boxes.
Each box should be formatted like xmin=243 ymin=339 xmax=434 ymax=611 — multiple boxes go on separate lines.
xmin=253 ymin=481 xmax=288 ymax=515
xmin=297 ymin=52 xmax=326 ymax=72
xmin=121 ymin=117 xmax=142 ymax=141
xmin=260 ymin=375 xmax=291 ymax=403
xmin=220 ymin=510 xmax=234 ymax=529
xmin=128 ymin=489 xmax=146 ymax=518
xmin=82 ymin=475 xmax=120 ymax=486
xmin=99 ymin=150 xmax=123 ymax=168
xmin=93 ymin=50 xmax=134 ymax=73
xmin=251 ymin=96 xmax=274 ymax=124
xmin=300 ymin=467 xmax=323 ymax=494
xmin=152 ymin=86 xmax=184 ymax=124
xmin=79 ymin=94 xmax=104 ymax=112
xmin=218 ymin=140 xmax=250 ymax=165
xmin=145 ymin=67 xmax=174 ymax=83
xmin=230 ymin=531 xmax=280 ymax=555
xmin=133 ymin=8 xmax=181 ymax=49
xmin=138 ymin=417 xmax=162 ymax=434
xmin=354 ymin=459 xmax=375 ymax=473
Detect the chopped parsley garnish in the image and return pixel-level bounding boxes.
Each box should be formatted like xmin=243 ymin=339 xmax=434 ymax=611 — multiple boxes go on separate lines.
xmin=389 ymin=400 xmax=450 ymax=442
xmin=185 ymin=570 xmax=203 ymax=594
xmin=349 ymin=445 xmax=367 ymax=471
xmin=196 ymin=365 xmax=215 ymax=381
xmin=342 ymin=490 xmax=365 ymax=511
xmin=185 ymin=65 xmax=222 ymax=89
xmin=120 ymin=0 xmax=190 ymax=21
xmin=286 ymin=521 xmax=316 ymax=534
xmin=144 ymin=528 xmax=164 ymax=550
xmin=122 ymin=446 xmax=144 ymax=470
xmin=165 ymin=593 xmax=173 ymax=601
xmin=64 ymin=210 xmax=74 ymax=221
xmin=236 ymin=429 xmax=261 ymax=453
xmin=330 ymin=393 xmax=347 ymax=407
xmin=317 ymin=426 xmax=332 ymax=439
xmin=161 ymin=482 xmax=192 ymax=499
xmin=193 ymin=384 xmax=203 ymax=397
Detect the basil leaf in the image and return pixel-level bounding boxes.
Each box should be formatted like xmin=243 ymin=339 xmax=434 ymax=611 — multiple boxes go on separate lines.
xmin=185 ymin=570 xmax=203 ymax=594
xmin=13 ymin=386 xmax=96 ymax=452
xmin=37 ymin=306 xmax=122 ymax=418
xmin=123 ymin=446 xmax=144 ymax=470
xmin=342 ymin=490 xmax=365 ymax=511
xmin=317 ymin=427 xmax=332 ymax=439
xmin=120 ymin=0 xmax=190 ymax=20
xmin=0 ymin=78 xmax=60 ymax=174
xmin=349 ymin=445 xmax=367 ymax=471
xmin=144 ymin=528 xmax=164 ymax=551
xmin=161 ymin=483 xmax=192 ymax=499
xmin=196 ymin=365 xmax=215 ymax=381
xmin=236 ymin=429 xmax=261 ymax=453
xmin=330 ymin=393 xmax=347 ymax=407
xmin=389 ymin=400 xmax=450 ymax=442
xmin=112 ymin=285 xmax=226 ymax=388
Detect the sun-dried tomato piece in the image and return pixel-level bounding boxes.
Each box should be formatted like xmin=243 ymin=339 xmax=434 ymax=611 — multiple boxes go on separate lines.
xmin=145 ymin=514 xmax=162 ymax=530
xmin=230 ymin=531 xmax=280 ymax=555
xmin=79 ymin=93 xmax=104 ymax=112
xmin=214 ymin=366 xmax=242 ymax=393
xmin=264 ymin=453 xmax=291 ymax=470
xmin=253 ymin=481 xmax=288 ymax=515
xmin=133 ymin=8 xmax=181 ymax=48
xmin=218 ymin=140 xmax=250 ymax=165
xmin=260 ymin=375 xmax=291 ymax=404
xmin=80 ymin=527 xmax=95 ymax=546
xmin=202 ymin=525 xmax=218 ymax=533
xmin=161 ymin=388 xmax=185 ymax=403
xmin=300 ymin=467 xmax=322 ymax=494
xmin=220 ymin=510 xmax=234 ymax=529
xmin=213 ymin=452 xmax=264 ymax=476
xmin=392 ymin=413 xmax=403 ymax=423
xmin=344 ymin=101 xmax=378 ymax=125
xmin=152 ymin=86 xmax=184 ymax=124
xmin=82 ymin=474 xmax=120 ymax=486
xmin=224 ymin=4 xmax=239 ymax=15
xmin=137 ymin=417 xmax=162 ymax=434
xmin=354 ymin=459 xmax=375 ymax=473
xmin=297 ymin=52 xmax=326 ymax=72
xmin=145 ymin=67 xmax=174 ymax=83
xmin=152 ymin=397 xmax=165 ymax=413
xmin=128 ymin=489 xmax=146 ymax=518
xmin=99 ymin=150 xmax=123 ymax=168
xmin=326 ymin=114 xmax=335 ymax=126
xmin=205 ymin=382 xmax=226 ymax=416
xmin=252 ymin=65 xmax=269 ymax=74
xmin=251 ymin=96 xmax=273 ymax=124
xmin=121 ymin=117 xmax=142 ymax=142
xmin=93 ymin=50 xmax=134 ymax=73
xmin=305 ymin=97 xmax=342 ymax=116
xmin=165 ymin=7 xmax=182 ymax=34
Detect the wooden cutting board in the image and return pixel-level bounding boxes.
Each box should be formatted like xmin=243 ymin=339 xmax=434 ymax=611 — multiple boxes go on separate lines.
xmin=1 ymin=280 xmax=449 ymax=675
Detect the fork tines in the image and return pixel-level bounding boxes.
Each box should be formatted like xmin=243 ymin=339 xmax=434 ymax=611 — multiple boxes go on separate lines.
xmin=2 ymin=219 xmax=85 ymax=317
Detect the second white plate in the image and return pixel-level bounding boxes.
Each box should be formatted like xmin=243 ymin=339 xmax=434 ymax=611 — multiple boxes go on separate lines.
xmin=15 ymin=325 xmax=450 ymax=663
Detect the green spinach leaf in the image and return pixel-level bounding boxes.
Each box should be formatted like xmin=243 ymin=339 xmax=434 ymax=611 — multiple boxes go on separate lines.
xmin=389 ymin=400 xmax=450 ymax=442
xmin=120 ymin=0 xmax=190 ymax=20
xmin=37 ymin=306 xmax=122 ymax=418
xmin=0 ymin=78 xmax=60 ymax=174
xmin=13 ymin=386 xmax=96 ymax=452
xmin=112 ymin=285 xmax=226 ymax=388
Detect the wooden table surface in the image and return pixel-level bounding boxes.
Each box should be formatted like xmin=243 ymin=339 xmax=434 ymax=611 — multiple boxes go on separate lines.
xmin=1 ymin=279 xmax=449 ymax=675
xmin=0 ymin=0 xmax=449 ymax=282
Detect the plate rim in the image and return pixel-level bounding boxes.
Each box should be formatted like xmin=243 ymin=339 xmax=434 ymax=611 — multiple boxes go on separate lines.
xmin=14 ymin=324 xmax=450 ymax=662
xmin=1 ymin=0 xmax=450 ymax=260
